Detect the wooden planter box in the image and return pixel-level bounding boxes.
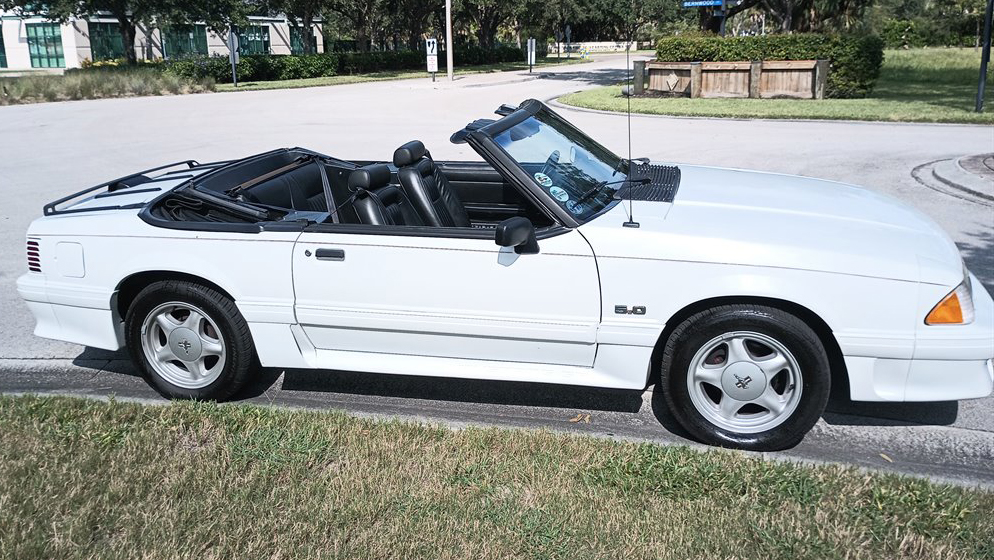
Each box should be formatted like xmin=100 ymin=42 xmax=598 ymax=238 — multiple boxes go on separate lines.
xmin=636 ymin=60 xmax=829 ymax=99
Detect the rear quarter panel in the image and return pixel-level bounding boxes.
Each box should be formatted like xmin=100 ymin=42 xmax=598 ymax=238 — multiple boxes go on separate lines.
xmin=24 ymin=211 xmax=299 ymax=348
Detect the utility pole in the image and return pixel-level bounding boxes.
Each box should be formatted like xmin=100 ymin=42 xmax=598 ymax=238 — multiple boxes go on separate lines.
xmin=445 ymin=0 xmax=454 ymax=81
xmin=976 ymin=0 xmax=993 ymax=112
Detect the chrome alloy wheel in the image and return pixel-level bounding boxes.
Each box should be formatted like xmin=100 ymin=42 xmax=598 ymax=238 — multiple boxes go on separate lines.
xmin=686 ymin=331 xmax=803 ymax=434
xmin=140 ymin=301 xmax=226 ymax=389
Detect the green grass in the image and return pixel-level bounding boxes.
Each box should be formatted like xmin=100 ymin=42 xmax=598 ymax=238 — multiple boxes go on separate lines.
xmin=559 ymin=48 xmax=994 ymax=124
xmin=0 ymin=395 xmax=991 ymax=559
xmin=217 ymin=57 xmax=590 ymax=92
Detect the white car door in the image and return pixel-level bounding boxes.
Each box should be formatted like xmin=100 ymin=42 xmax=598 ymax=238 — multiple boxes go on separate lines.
xmin=291 ymin=227 xmax=600 ymax=367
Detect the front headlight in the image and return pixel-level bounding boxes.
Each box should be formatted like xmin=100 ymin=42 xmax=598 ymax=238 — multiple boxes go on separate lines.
xmin=925 ymin=271 xmax=975 ymax=325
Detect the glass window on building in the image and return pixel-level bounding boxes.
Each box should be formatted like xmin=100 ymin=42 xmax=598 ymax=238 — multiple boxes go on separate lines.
xmin=238 ymin=25 xmax=269 ymax=55
xmin=290 ymin=26 xmax=317 ymax=55
xmin=88 ymin=22 xmax=125 ymax=61
xmin=26 ymin=23 xmax=64 ymax=68
xmin=162 ymin=25 xmax=208 ymax=58
xmin=0 ymin=26 xmax=7 ymax=68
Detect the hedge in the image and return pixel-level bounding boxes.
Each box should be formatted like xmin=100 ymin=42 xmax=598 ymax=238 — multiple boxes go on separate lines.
xmin=655 ymin=34 xmax=885 ymax=98
xmin=163 ymin=45 xmax=533 ymax=84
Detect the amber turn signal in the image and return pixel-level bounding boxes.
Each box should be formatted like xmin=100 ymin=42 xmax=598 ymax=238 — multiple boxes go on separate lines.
xmin=926 ymin=291 xmax=964 ymax=324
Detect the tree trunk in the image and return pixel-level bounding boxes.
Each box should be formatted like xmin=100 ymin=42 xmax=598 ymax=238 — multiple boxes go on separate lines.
xmin=117 ymin=16 xmax=137 ymax=64
xmin=302 ymin=15 xmax=315 ymax=54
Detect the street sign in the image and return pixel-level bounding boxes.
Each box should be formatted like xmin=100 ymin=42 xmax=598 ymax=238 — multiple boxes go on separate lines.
xmin=682 ymin=0 xmax=723 ymax=5
xmin=227 ymin=30 xmax=239 ymax=87
xmin=426 ymin=38 xmax=439 ymax=76
xmin=227 ymin=31 xmax=239 ymax=64
xmin=527 ymin=38 xmax=536 ymax=72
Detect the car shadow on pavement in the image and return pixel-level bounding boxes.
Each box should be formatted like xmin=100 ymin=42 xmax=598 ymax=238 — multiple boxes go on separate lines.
xmin=70 ymin=347 xmax=960 ymax=431
xmin=254 ymin=367 xmax=646 ymax=414
xmin=823 ymin=397 xmax=959 ymax=426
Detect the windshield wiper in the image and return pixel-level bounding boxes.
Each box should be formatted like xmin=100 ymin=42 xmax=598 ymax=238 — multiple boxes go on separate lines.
xmin=573 ymin=176 xmax=651 ymax=206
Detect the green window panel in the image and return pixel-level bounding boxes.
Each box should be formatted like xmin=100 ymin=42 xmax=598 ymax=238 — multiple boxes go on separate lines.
xmin=88 ymin=22 xmax=125 ymax=61
xmin=290 ymin=26 xmax=317 ymax=55
xmin=162 ymin=25 xmax=208 ymax=58
xmin=0 ymin=26 xmax=7 ymax=68
xmin=26 ymin=23 xmax=64 ymax=68
xmin=238 ymin=25 xmax=269 ymax=55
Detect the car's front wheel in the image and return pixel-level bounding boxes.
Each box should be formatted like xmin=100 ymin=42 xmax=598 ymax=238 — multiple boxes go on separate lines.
xmin=659 ymin=304 xmax=830 ymax=451
xmin=125 ymin=280 xmax=257 ymax=401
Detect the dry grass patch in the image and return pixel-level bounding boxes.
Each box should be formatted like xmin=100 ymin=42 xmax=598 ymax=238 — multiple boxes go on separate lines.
xmin=0 ymin=395 xmax=991 ymax=559
xmin=0 ymin=69 xmax=215 ymax=105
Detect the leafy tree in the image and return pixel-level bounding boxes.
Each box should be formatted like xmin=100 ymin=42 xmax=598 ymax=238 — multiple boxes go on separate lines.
xmin=0 ymin=0 xmax=248 ymax=63
xmin=327 ymin=0 xmax=383 ymax=51
xmin=264 ymin=0 xmax=331 ymax=53
xmin=456 ymin=0 xmax=520 ymax=49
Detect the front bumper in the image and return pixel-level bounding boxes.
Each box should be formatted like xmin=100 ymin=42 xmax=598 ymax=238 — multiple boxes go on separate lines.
xmin=846 ymin=273 xmax=994 ymax=402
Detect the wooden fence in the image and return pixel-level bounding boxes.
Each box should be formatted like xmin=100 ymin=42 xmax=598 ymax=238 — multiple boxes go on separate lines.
xmin=634 ymin=60 xmax=829 ymax=99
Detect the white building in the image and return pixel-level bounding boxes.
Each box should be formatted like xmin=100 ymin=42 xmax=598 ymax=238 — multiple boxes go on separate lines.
xmin=0 ymin=12 xmax=324 ymax=72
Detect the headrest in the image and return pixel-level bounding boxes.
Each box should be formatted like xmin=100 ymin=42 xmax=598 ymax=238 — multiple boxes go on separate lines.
xmin=393 ymin=140 xmax=427 ymax=167
xmin=348 ymin=164 xmax=391 ymax=192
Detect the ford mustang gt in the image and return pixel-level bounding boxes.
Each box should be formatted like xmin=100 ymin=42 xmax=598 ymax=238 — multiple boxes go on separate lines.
xmin=17 ymin=99 xmax=994 ymax=451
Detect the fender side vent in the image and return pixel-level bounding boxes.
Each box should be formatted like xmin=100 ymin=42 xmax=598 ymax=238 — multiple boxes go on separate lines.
xmin=26 ymin=238 xmax=41 ymax=273
xmin=614 ymin=164 xmax=681 ymax=202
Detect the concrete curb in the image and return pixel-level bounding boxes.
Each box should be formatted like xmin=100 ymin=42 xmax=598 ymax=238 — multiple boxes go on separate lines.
xmin=549 ymin=96 xmax=994 ymax=128
xmin=931 ymin=157 xmax=994 ymax=202
xmin=912 ymin=158 xmax=994 ymax=207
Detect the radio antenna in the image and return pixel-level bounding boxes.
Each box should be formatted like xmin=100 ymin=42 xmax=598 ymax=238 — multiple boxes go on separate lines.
xmin=622 ymin=6 xmax=639 ymax=228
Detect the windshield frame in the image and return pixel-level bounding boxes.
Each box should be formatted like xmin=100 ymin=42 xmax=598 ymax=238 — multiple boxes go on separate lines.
xmin=466 ymin=99 xmax=627 ymax=227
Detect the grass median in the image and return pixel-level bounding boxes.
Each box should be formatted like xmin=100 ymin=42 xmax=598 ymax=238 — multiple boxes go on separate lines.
xmin=215 ymin=56 xmax=589 ymax=92
xmin=559 ymin=48 xmax=994 ymax=124
xmin=1 ymin=395 xmax=991 ymax=559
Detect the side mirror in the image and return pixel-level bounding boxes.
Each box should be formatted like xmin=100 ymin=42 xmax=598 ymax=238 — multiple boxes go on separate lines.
xmin=495 ymin=217 xmax=539 ymax=254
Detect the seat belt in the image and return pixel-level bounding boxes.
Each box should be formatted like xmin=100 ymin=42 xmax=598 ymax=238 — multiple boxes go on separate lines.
xmin=314 ymin=160 xmax=339 ymax=224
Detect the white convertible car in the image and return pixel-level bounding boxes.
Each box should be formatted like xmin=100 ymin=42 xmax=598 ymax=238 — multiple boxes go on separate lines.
xmin=17 ymin=100 xmax=994 ymax=450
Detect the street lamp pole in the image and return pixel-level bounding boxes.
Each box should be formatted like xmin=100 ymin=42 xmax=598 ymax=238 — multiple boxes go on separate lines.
xmin=445 ymin=0 xmax=454 ymax=81
xmin=976 ymin=0 xmax=993 ymax=112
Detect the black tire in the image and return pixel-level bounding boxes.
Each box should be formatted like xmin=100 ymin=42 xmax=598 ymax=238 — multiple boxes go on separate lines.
xmin=659 ymin=304 xmax=830 ymax=451
xmin=124 ymin=280 xmax=257 ymax=401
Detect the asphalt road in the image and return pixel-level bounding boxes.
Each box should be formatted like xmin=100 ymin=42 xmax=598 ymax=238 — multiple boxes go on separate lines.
xmin=1 ymin=55 xmax=992 ymax=486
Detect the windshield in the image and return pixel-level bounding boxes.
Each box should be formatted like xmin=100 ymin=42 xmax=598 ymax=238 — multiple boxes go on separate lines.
xmin=493 ymin=108 xmax=626 ymax=222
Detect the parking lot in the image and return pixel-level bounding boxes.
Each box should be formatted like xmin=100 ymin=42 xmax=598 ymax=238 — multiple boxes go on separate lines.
xmin=1 ymin=54 xmax=992 ymax=485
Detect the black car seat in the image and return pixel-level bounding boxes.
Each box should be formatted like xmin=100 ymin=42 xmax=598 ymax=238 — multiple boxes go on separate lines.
xmin=349 ymin=164 xmax=424 ymax=226
xmin=240 ymin=161 xmax=328 ymax=212
xmin=393 ymin=140 xmax=471 ymax=227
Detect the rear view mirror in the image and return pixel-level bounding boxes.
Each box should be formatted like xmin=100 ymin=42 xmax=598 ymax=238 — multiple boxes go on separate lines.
xmin=495 ymin=217 xmax=539 ymax=254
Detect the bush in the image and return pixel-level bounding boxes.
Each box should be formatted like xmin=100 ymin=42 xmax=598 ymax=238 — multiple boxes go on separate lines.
xmin=881 ymin=20 xmax=925 ymax=49
xmin=162 ymin=46 xmax=530 ymax=83
xmin=655 ymin=34 xmax=885 ymax=98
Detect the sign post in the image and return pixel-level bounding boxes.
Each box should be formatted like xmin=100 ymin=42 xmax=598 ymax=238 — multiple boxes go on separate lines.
xmin=527 ymin=38 xmax=536 ymax=73
xmin=444 ymin=0 xmax=454 ymax=81
xmin=682 ymin=0 xmax=730 ymax=35
xmin=426 ymin=38 xmax=438 ymax=82
xmin=227 ymin=29 xmax=240 ymax=88
xmin=565 ymin=25 xmax=571 ymax=59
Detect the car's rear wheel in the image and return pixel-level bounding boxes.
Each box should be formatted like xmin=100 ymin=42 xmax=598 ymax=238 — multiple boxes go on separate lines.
xmin=659 ymin=304 xmax=830 ymax=451
xmin=125 ymin=280 xmax=257 ymax=401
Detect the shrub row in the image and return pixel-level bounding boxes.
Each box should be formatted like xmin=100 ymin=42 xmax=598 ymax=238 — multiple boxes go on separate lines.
xmin=655 ymin=34 xmax=885 ymax=98
xmin=163 ymin=45 xmax=533 ymax=84
xmin=880 ymin=19 xmax=978 ymax=49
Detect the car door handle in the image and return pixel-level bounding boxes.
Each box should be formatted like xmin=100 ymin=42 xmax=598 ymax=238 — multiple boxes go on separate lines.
xmin=315 ymin=248 xmax=345 ymax=261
